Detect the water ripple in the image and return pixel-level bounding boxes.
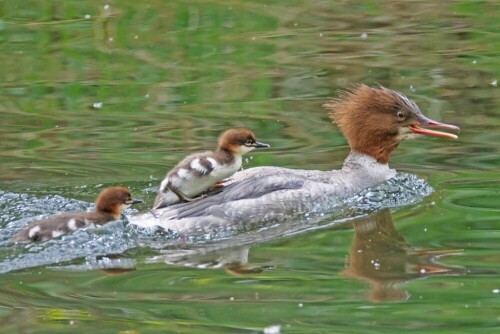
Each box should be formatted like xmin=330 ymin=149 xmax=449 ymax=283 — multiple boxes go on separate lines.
xmin=0 ymin=173 xmax=433 ymax=274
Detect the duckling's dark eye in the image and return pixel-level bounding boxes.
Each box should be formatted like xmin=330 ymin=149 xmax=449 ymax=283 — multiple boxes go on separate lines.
xmin=396 ymin=111 xmax=406 ymax=120
xmin=245 ymin=139 xmax=254 ymax=146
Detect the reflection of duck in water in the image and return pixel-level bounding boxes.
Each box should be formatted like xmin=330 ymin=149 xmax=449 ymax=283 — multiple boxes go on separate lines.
xmin=131 ymin=85 xmax=459 ymax=232
xmin=140 ymin=209 xmax=464 ymax=289
xmin=340 ymin=209 xmax=465 ymax=302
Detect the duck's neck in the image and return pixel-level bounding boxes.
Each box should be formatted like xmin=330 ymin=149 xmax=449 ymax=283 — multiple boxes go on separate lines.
xmin=215 ymin=148 xmax=238 ymax=165
xmin=338 ymin=150 xmax=396 ymax=190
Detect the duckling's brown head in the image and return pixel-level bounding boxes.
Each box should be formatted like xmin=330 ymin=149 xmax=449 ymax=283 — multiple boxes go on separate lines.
xmin=218 ymin=128 xmax=270 ymax=155
xmin=95 ymin=187 xmax=143 ymax=219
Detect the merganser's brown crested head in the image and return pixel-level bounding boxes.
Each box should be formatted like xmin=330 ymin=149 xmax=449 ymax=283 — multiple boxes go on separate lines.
xmin=325 ymin=84 xmax=460 ymax=164
xmin=217 ymin=128 xmax=270 ymax=155
xmin=95 ymin=187 xmax=143 ymax=219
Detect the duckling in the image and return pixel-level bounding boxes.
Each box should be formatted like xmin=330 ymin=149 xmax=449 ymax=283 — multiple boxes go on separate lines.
xmin=153 ymin=128 xmax=269 ymax=209
xmin=11 ymin=187 xmax=143 ymax=242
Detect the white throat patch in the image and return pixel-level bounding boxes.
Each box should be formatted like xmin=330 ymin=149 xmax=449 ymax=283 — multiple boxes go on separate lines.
xmin=235 ymin=145 xmax=255 ymax=155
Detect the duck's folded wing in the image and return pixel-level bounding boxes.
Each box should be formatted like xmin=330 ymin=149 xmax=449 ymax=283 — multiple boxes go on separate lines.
xmin=158 ymin=175 xmax=305 ymax=220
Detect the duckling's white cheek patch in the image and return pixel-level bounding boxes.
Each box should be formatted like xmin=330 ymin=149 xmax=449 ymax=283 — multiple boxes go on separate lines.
xmin=67 ymin=219 xmax=78 ymax=231
xmin=28 ymin=226 xmax=41 ymax=239
xmin=237 ymin=145 xmax=255 ymax=155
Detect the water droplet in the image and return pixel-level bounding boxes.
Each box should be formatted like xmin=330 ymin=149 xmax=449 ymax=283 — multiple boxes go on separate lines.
xmin=472 ymin=59 xmax=477 ymax=64
xmin=491 ymin=79 xmax=497 ymax=87
xmin=84 ymin=14 xmax=91 ymax=19
xmin=104 ymin=4 xmax=110 ymax=10
xmin=264 ymin=325 xmax=281 ymax=334
xmin=360 ymin=32 xmax=368 ymax=39
xmin=493 ymin=289 xmax=500 ymax=294
xmin=92 ymin=102 xmax=103 ymax=109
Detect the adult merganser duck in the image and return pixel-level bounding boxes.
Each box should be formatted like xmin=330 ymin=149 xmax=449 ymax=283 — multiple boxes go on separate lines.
xmin=152 ymin=128 xmax=270 ymax=209
xmin=131 ymin=85 xmax=459 ymax=233
xmin=12 ymin=187 xmax=143 ymax=242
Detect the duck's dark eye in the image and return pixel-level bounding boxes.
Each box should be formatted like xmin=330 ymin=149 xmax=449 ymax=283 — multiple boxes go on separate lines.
xmin=396 ymin=111 xmax=405 ymax=120
xmin=245 ymin=139 xmax=254 ymax=146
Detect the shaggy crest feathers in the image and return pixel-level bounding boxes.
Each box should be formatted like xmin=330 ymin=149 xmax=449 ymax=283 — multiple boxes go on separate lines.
xmin=325 ymin=84 xmax=420 ymax=164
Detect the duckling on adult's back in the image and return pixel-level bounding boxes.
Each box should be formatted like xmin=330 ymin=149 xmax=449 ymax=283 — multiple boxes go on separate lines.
xmin=153 ymin=128 xmax=269 ymax=209
xmin=132 ymin=85 xmax=459 ymax=233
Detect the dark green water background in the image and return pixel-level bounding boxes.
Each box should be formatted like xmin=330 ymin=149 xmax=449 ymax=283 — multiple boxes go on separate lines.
xmin=1 ymin=1 xmax=499 ymax=333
